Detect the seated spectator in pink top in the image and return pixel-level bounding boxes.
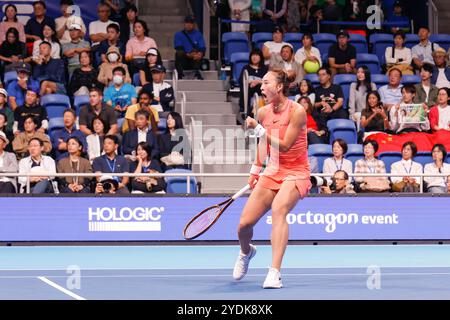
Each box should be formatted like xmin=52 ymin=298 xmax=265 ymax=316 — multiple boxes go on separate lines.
xmin=429 ymin=87 xmax=450 ymax=132
xmin=125 ymin=20 xmax=157 ymax=75
xmin=0 ymin=4 xmax=26 ymax=44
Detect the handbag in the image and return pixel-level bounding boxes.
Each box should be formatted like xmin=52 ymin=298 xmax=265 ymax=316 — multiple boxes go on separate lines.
xmin=160 ymin=151 xmax=185 ymax=166
xmin=360 ymin=177 xmax=391 ymax=192
xmin=391 ymin=181 xmax=420 ymax=192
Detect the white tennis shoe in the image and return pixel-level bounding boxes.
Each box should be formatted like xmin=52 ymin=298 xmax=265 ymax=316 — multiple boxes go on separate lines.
xmin=232 ymin=244 xmax=257 ymax=280
xmin=262 ymin=267 xmax=283 ymax=289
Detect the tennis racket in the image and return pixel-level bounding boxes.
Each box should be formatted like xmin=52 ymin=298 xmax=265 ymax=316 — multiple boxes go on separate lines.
xmin=183 ymin=184 xmax=251 ymax=240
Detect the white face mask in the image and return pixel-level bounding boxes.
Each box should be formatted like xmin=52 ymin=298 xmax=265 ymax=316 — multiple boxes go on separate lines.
xmin=18 ymin=76 xmax=28 ymax=81
xmin=113 ymin=75 xmax=123 ymax=85
xmin=108 ymin=53 xmax=119 ymax=62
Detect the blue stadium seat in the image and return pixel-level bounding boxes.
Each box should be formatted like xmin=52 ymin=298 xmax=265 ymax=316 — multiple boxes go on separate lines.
xmin=327 ymin=119 xmax=357 ymax=144
xmin=48 ymin=117 xmax=65 ymax=138
xmin=308 ymin=144 xmax=332 ymax=173
xmin=430 ymin=34 xmax=450 ymax=52
xmin=321 ymin=53 xmax=328 ymax=67
xmin=414 ymin=152 xmax=432 ymax=168
xmin=349 ymin=34 xmax=368 ymax=53
xmin=117 ymin=117 xmax=125 ymax=132
xmin=378 ymin=152 xmax=402 ymax=173
xmin=165 ymin=168 xmax=198 ymax=194
xmin=401 ymin=74 xmax=421 ymax=85
xmin=333 ymin=74 xmax=356 ymax=109
xmin=404 ymin=34 xmax=419 ymax=49
xmin=132 ymin=73 xmax=141 ymax=86
xmin=41 ymin=94 xmax=71 ymax=108
xmin=157 ymin=117 xmax=167 ymax=133
xmin=95 ymin=51 xmax=102 ymax=67
xmin=288 ymin=96 xmax=296 ymax=101
xmin=371 ymin=74 xmax=389 ymax=89
xmin=252 ymin=32 xmax=272 ymax=50
xmin=74 ymin=95 xmax=89 ymax=116
xmin=222 ymin=32 xmax=250 ymax=64
xmin=356 ymin=53 xmax=380 ymax=75
xmin=284 ymin=33 xmax=303 ymax=52
xmin=313 ymin=33 xmax=336 ymax=56
xmin=230 ymin=52 xmax=250 ymax=87
xmin=304 ymin=73 xmax=320 ymax=87
xmin=4 ymin=71 xmax=17 ymax=88
xmin=46 ymin=106 xmax=67 ymax=119
xmin=369 ymin=33 xmax=393 ymax=65
xmin=345 ymin=143 xmax=364 ymax=167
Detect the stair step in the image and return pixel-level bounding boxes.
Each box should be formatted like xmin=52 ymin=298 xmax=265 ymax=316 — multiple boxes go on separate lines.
xmin=178 ymin=80 xmax=226 ymax=91
xmin=177 ymin=101 xmax=233 ymax=113
xmin=193 ymin=163 xmax=251 ymax=173
xmin=140 ymin=15 xmax=186 ymax=24
xmin=163 ymin=60 xmax=217 ymax=71
xmin=168 ymin=70 xmax=218 ymax=80
xmin=177 ymin=91 xmax=227 ymax=102
xmin=185 ymin=114 xmax=236 ymax=126
xmin=198 ymin=176 xmax=250 ymax=194
xmin=140 ymin=7 xmax=187 ymax=15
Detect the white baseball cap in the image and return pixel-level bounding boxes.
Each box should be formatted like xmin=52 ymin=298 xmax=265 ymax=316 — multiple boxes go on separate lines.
xmin=0 ymin=131 xmax=9 ymax=145
xmin=0 ymin=88 xmax=7 ymax=99
xmin=69 ymin=23 xmax=82 ymax=31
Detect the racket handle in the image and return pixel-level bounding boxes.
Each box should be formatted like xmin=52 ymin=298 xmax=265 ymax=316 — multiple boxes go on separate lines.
xmin=232 ymin=184 xmax=251 ymax=200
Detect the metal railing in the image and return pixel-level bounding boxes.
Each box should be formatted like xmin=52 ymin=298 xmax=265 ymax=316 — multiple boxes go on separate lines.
xmin=203 ymin=0 xmax=211 ymax=59
xmin=429 ymin=0 xmax=439 ymax=35
xmin=180 ymin=91 xmax=187 ymax=126
xmin=242 ymin=69 xmax=249 ymax=116
xmin=172 ymin=69 xmax=178 ymax=105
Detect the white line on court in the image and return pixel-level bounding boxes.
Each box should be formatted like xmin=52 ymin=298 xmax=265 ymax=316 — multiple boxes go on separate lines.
xmin=37 ymin=276 xmax=86 ymax=300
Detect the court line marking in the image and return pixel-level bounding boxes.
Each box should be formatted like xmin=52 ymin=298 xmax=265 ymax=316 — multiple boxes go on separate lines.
xmin=37 ymin=276 xmax=86 ymax=300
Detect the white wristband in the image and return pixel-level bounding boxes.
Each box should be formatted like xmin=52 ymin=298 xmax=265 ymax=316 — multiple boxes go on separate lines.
xmin=250 ymin=164 xmax=262 ymax=175
xmin=253 ymin=124 xmax=266 ymax=138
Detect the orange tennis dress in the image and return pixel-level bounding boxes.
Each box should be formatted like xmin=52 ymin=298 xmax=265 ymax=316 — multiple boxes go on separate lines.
xmin=258 ymin=99 xmax=311 ymax=198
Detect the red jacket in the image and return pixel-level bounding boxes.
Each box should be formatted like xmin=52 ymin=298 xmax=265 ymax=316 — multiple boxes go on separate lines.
xmin=429 ymin=105 xmax=448 ymax=132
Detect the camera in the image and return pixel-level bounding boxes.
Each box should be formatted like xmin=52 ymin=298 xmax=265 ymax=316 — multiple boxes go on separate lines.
xmin=310 ymin=176 xmax=337 ymax=191
xmin=102 ymin=181 xmax=114 ymax=193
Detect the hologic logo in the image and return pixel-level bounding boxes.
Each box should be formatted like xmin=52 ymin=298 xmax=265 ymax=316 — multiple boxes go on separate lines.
xmin=88 ymin=207 xmax=163 ymax=232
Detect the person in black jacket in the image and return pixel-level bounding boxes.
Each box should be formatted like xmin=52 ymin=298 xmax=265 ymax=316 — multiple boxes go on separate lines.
xmin=141 ymin=64 xmax=174 ymax=112
xmin=122 ymin=109 xmax=158 ymax=158
xmin=68 ymin=51 xmax=103 ymax=96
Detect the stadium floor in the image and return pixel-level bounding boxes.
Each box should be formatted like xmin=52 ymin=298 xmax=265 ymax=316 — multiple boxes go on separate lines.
xmin=1 ymin=244 xmax=450 ymax=300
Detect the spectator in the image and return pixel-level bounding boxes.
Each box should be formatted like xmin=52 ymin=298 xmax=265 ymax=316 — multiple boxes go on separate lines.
xmin=228 ymin=0 xmax=252 ymax=33
xmin=122 ymin=109 xmax=158 ymax=158
xmin=379 ymin=67 xmax=403 ymax=112
xmin=25 ymin=1 xmax=56 ymax=43
xmin=18 ymin=137 xmax=56 ymax=193
xmin=270 ymin=45 xmax=302 ymax=94
xmin=321 ymin=170 xmax=356 ymax=194
xmin=119 ymin=5 xmax=138 ymax=45
xmin=125 ymin=20 xmax=157 ymax=75
xmin=68 ymin=51 xmax=102 ymax=97
xmin=12 ymin=116 xmax=51 ymax=158
xmin=429 ymin=87 xmax=450 ymax=132
xmin=349 ymin=66 xmax=377 ymax=131
xmin=294 ymin=33 xmax=322 ymax=75
xmin=424 ymin=144 xmax=450 ymax=193
xmin=262 ymin=26 xmax=291 ymax=65
xmin=0 ymin=131 xmax=18 ymax=193
xmin=86 ymin=116 xmax=107 ymax=162
xmin=57 ymin=136 xmax=92 ymax=193
xmin=413 ymin=63 xmax=438 ymax=107
xmin=6 ymin=63 xmax=39 ymax=111
xmin=287 ymin=0 xmax=305 ymax=33
xmin=294 ymin=79 xmax=316 ymax=104
xmin=262 ymin=0 xmax=287 ymax=30
xmin=51 ymin=109 xmax=87 ymax=161
xmin=0 ymin=4 xmax=26 ymax=44
xmin=298 ymin=96 xmax=327 ymax=144
xmin=32 ymin=41 xmax=66 ymax=96
xmin=323 ymin=138 xmax=353 ymax=185
xmin=99 ymin=23 xmax=125 ymax=64
xmin=238 ymin=49 xmax=268 ymax=115
xmin=158 ymin=112 xmax=190 ymax=170
xmin=55 ymin=0 xmax=86 ymax=44
xmin=0 ymin=113 xmax=13 ymax=153
xmin=103 ymin=66 xmax=138 ymax=117
xmin=174 ymin=15 xmax=206 ymax=80
xmin=0 ymin=28 xmax=30 ymax=72
xmin=0 ymin=88 xmax=13 ymax=133
xmin=360 ymin=91 xmax=391 ymax=139
xmin=412 ymin=26 xmax=440 ymax=69
xmin=98 ymin=45 xmax=131 ymax=87
xmin=309 ymin=155 xmax=319 ymax=194
xmin=130 ymin=141 xmax=166 ymax=193
xmin=431 ymin=48 xmax=450 ymax=89
xmin=141 ymin=65 xmax=174 ymax=112
xmin=389 ymin=0 xmax=410 ymax=34
xmin=140 ymin=47 xmax=163 ymax=86
xmin=101 ymin=0 xmax=127 ymax=22
xmin=308 ymin=5 xmax=323 ymax=34
xmin=79 ymin=87 xmax=118 ymax=136
xmin=391 ymin=141 xmax=423 ymax=192
xmin=385 ymin=30 xmax=413 ymax=75
xmin=93 ymin=135 xmax=130 ymax=194
xmin=322 ymin=0 xmax=343 ymax=34
xmin=328 ymin=30 xmax=356 ymax=78
xmin=89 ymin=3 xmax=119 ymax=49
xmin=314 ymin=67 xmax=347 ymax=126
xmin=123 ymin=91 xmax=159 ymax=134
xmin=354 ymin=140 xmax=390 ymax=193
xmin=62 ymin=23 xmax=91 ymax=77
xmin=32 ymin=23 xmax=61 ymax=61
xmin=447 ymin=175 xmax=450 ymax=193
xmin=389 ymin=84 xmax=430 ymax=134
xmin=13 ymin=86 xmax=47 ymax=134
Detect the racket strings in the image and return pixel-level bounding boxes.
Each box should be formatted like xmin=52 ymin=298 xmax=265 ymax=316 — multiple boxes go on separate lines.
xmin=184 ymin=205 xmax=222 ymax=239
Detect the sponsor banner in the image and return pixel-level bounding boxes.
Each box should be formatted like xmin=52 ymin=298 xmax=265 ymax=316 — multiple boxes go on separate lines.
xmin=0 ymin=197 xmax=449 ymax=241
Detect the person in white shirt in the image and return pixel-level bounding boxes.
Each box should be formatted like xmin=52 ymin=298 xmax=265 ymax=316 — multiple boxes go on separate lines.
xmin=228 ymin=0 xmax=252 ymax=32
xmin=429 ymin=87 xmax=450 ymax=132
xmin=431 ymin=48 xmax=450 ymax=89
xmin=86 ymin=117 xmax=106 ymax=163
xmin=262 ymin=26 xmax=292 ymax=65
xmin=18 ymin=137 xmax=56 ymax=193
xmin=349 ymin=66 xmax=377 ymax=131
xmin=447 ymin=176 xmax=450 ymax=193
xmin=323 ymin=138 xmax=353 ymax=185
xmin=424 ymin=144 xmax=450 ymax=193
xmin=391 ymin=141 xmax=423 ymax=192
xmin=270 ymin=44 xmax=302 ymax=92
xmin=0 ymin=131 xmax=18 ymax=193
xmin=294 ymin=33 xmax=322 ymax=73
xmin=55 ymin=0 xmax=86 ymax=44
xmin=412 ymin=26 xmax=440 ymax=69
xmin=385 ymin=30 xmax=413 ymax=75
xmin=89 ymin=3 xmax=119 ymax=48
xmin=32 ymin=24 xmax=61 ymax=60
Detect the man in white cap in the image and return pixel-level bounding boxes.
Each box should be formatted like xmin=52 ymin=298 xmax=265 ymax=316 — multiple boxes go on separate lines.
xmin=55 ymin=0 xmax=86 ymax=44
xmin=62 ymin=23 xmax=91 ymax=77
xmin=0 ymin=131 xmax=18 ymax=193
xmin=431 ymin=48 xmax=450 ymax=89
xmin=0 ymin=88 xmax=13 ymax=133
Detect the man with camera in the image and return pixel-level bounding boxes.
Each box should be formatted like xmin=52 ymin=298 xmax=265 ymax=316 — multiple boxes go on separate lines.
xmin=319 ymin=170 xmax=355 ymax=195
xmin=95 ymin=174 xmax=119 ymax=194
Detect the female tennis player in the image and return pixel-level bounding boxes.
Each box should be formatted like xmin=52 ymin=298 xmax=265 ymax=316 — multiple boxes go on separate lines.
xmin=233 ymin=69 xmax=311 ymax=289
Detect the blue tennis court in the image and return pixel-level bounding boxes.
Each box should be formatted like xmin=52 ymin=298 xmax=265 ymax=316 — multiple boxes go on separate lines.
xmin=2 ymin=244 xmax=450 ymax=300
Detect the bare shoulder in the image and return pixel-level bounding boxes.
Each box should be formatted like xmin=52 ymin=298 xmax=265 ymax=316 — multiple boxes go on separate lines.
xmin=257 ymin=105 xmax=270 ymax=122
